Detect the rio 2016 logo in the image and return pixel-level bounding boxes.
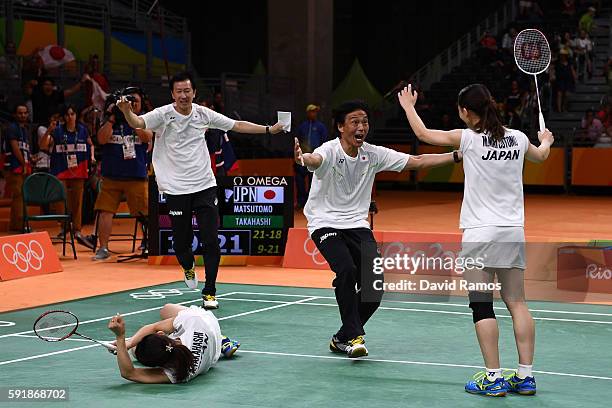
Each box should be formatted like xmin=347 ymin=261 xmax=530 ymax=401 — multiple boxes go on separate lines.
xmin=585 ymin=264 xmax=612 ymax=280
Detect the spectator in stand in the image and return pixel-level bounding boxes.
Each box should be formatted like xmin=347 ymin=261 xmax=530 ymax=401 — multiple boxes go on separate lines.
xmin=212 ymin=92 xmax=224 ymax=114
xmin=561 ymin=0 xmax=576 ymax=18
xmin=555 ymin=48 xmax=577 ymax=112
xmin=501 ymin=27 xmax=518 ymax=56
xmin=28 ymin=76 xmax=88 ymax=124
xmin=439 ymin=112 xmax=456 ymax=130
xmin=40 ymin=104 xmax=95 ymax=248
xmin=83 ymin=54 xmax=110 ymax=110
xmin=21 ymin=48 xmax=46 ymax=84
xmin=34 ymin=111 xmax=60 ymax=173
xmin=520 ymin=82 xmax=540 ymax=134
xmin=505 ymin=80 xmax=524 ymax=119
xmin=519 ymin=0 xmax=544 ymax=21
xmin=596 ymin=102 xmax=612 ymax=129
xmin=3 ymin=103 xmax=33 ymax=231
xmin=0 ymin=41 xmax=20 ymax=80
xmin=574 ymin=29 xmax=594 ymax=80
xmin=579 ymin=109 xmax=604 ymax=145
xmin=479 ymin=31 xmax=503 ymax=71
xmin=578 ymin=6 xmax=596 ymax=34
xmin=561 ymin=32 xmax=576 ymax=62
xmin=295 ymin=104 xmax=328 ymax=209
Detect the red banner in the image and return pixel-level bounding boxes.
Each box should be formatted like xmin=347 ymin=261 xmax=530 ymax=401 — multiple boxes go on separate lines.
xmin=0 ymin=232 xmax=63 ymax=280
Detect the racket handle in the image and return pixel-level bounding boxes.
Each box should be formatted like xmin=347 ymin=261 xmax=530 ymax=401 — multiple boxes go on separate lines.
xmin=538 ymin=112 xmax=546 ymax=133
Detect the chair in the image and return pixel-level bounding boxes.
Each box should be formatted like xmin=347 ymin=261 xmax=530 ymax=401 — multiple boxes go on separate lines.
xmin=91 ymin=180 xmax=142 ymax=253
xmin=22 ymin=173 xmax=77 ymax=259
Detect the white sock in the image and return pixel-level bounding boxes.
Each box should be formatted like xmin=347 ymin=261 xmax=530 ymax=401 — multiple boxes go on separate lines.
xmin=517 ymin=364 xmax=533 ymax=379
xmin=485 ymin=368 xmax=502 ymax=381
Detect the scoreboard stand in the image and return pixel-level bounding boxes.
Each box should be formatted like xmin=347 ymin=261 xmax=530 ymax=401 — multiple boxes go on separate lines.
xmin=148 ymin=175 xmax=294 ymax=262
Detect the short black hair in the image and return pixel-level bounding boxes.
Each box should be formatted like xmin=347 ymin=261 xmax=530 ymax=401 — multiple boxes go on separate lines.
xmin=60 ymin=103 xmax=78 ymax=117
xmin=332 ymin=100 xmax=370 ymax=138
xmin=170 ymin=71 xmax=196 ymax=92
xmin=13 ymin=102 xmax=29 ymax=113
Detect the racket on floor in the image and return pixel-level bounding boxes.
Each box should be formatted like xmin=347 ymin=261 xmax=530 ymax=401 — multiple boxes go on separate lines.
xmin=33 ymin=310 xmax=117 ymax=354
xmin=513 ymin=29 xmax=551 ymax=132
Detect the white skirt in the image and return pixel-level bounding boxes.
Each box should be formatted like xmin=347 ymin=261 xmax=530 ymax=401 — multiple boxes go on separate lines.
xmin=461 ymin=226 xmax=526 ymax=269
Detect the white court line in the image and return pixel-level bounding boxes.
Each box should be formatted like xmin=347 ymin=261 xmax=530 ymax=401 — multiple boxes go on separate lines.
xmin=217 ymin=296 xmax=319 ymax=321
xmin=231 ymin=291 xmax=612 ymax=317
xmin=238 ymin=350 xmax=612 ymax=382
xmin=219 ymin=297 xmax=612 ymax=325
xmin=0 ymin=344 xmax=101 ymax=366
xmin=0 ymin=292 xmax=238 ymax=340
xmin=0 ymin=294 xmax=318 ymax=366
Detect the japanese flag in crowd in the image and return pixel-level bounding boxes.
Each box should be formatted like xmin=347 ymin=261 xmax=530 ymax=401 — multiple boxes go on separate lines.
xmin=38 ymin=45 xmax=75 ymax=68
xmin=89 ymin=75 xmax=109 ymax=111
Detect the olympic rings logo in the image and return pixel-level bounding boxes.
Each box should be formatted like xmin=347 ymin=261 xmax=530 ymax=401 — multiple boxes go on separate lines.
xmin=2 ymin=240 xmax=45 ymax=273
xmin=303 ymin=238 xmax=327 ymax=265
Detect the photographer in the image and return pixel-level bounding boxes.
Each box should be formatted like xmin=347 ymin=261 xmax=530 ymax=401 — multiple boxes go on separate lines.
xmin=92 ymin=87 xmax=152 ymax=261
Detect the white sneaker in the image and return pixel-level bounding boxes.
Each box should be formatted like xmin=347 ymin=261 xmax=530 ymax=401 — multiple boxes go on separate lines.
xmin=203 ymin=294 xmax=219 ymax=309
xmin=345 ymin=335 xmax=368 ymax=358
xmin=183 ymin=265 xmax=198 ymax=289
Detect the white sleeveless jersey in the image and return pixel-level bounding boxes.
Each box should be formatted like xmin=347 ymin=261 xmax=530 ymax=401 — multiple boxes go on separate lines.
xmin=459 ymin=128 xmax=530 ymax=229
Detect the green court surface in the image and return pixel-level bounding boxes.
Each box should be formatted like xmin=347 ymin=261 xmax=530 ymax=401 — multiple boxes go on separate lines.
xmin=1 ymin=282 xmax=612 ymax=407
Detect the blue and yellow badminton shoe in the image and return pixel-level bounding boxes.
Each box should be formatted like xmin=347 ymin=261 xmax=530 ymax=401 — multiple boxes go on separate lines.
xmin=504 ymin=371 xmax=537 ymax=395
xmin=465 ymin=371 xmax=507 ymax=397
xmin=221 ymin=336 xmax=240 ymax=358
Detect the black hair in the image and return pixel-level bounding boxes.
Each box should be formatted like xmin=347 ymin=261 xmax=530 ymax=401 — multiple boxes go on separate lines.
xmin=585 ymin=108 xmax=594 ymax=115
xmin=135 ymin=334 xmax=195 ymax=383
xmin=13 ymin=102 xmax=29 ymax=113
xmin=170 ymin=71 xmax=196 ymax=92
xmin=457 ymin=84 xmax=506 ymax=140
xmin=61 ymin=103 xmax=78 ymax=117
xmin=40 ymin=76 xmax=55 ymax=85
xmin=332 ymin=100 xmax=370 ymax=138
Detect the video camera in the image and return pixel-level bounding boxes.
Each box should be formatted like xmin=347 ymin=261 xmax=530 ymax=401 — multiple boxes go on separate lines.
xmin=104 ymin=86 xmax=142 ymax=124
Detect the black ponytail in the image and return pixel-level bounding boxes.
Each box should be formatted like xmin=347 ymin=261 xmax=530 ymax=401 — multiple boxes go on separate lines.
xmin=135 ymin=334 xmax=195 ymax=383
xmin=458 ymin=84 xmax=506 ymax=140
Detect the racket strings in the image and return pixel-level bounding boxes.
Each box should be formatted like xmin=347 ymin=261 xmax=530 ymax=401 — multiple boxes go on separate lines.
xmin=514 ymin=30 xmax=551 ymax=75
xmin=34 ymin=312 xmax=78 ymax=341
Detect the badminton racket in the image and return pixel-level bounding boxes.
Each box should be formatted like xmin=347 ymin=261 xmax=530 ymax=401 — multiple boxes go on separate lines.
xmin=33 ymin=310 xmax=117 ymax=354
xmin=513 ymin=29 xmax=551 ymax=132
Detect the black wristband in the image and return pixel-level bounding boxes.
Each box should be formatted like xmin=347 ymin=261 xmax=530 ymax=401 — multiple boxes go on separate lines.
xmin=453 ymin=150 xmax=462 ymax=163
xmin=265 ymin=125 xmax=270 ymax=135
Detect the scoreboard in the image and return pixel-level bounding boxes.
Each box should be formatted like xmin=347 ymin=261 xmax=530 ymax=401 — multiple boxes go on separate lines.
xmin=149 ymin=176 xmax=294 ymax=257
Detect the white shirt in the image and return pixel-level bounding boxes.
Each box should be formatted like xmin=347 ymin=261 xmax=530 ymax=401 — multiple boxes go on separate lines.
xmin=142 ymin=103 xmax=236 ymax=195
xmin=459 ymin=128 xmax=530 ymax=229
xmin=304 ymin=138 xmax=410 ymax=234
xmin=164 ymin=306 xmax=222 ymax=383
